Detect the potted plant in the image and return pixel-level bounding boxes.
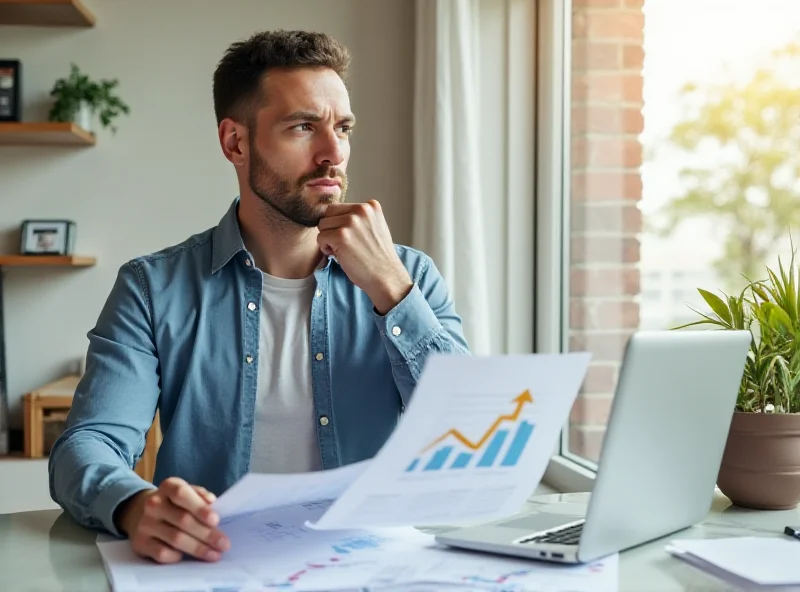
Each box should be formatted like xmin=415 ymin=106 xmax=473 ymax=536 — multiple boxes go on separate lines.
xmin=676 ymin=249 xmax=800 ymax=510
xmin=47 ymin=63 xmax=130 ymax=134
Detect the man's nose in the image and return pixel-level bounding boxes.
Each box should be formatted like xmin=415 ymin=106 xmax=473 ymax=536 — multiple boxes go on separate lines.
xmin=316 ymin=129 xmax=345 ymax=167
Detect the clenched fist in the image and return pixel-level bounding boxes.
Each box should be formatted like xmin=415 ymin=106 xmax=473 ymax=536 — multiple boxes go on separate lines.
xmin=317 ymin=200 xmax=413 ymax=314
xmin=115 ymin=477 xmax=230 ymax=564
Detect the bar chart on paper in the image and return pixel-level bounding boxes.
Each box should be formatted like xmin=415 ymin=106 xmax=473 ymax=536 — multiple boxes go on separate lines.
xmin=307 ymin=352 xmax=592 ymax=530
xmin=406 ymin=390 xmax=536 ymax=473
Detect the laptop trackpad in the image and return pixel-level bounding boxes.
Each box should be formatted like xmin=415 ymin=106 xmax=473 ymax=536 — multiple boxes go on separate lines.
xmin=495 ymin=513 xmax=578 ymax=532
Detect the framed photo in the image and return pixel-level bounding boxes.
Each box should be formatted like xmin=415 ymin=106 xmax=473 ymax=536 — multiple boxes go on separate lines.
xmin=20 ymin=220 xmax=76 ymax=255
xmin=0 ymin=60 xmax=21 ymax=123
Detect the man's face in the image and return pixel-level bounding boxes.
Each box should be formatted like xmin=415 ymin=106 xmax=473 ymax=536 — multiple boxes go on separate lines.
xmin=246 ymin=67 xmax=353 ymax=227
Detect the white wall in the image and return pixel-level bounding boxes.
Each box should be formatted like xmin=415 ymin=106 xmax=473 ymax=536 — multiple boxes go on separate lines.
xmin=0 ymin=0 xmax=414 ymax=436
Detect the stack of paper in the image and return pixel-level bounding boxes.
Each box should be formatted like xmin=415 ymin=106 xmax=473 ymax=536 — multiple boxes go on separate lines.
xmin=96 ymin=353 xmax=606 ymax=592
xmin=98 ymin=499 xmax=619 ymax=592
xmin=667 ymin=537 xmax=800 ymax=590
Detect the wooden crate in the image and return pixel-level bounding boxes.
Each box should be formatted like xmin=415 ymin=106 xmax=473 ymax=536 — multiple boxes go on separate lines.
xmin=23 ymin=375 xmax=162 ymax=482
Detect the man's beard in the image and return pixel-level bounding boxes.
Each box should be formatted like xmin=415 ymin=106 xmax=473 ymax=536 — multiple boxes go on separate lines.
xmin=248 ymin=146 xmax=348 ymax=228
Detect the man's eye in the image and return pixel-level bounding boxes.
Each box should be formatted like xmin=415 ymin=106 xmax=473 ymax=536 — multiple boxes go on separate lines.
xmin=294 ymin=123 xmax=312 ymax=131
xmin=338 ymin=125 xmax=353 ymax=135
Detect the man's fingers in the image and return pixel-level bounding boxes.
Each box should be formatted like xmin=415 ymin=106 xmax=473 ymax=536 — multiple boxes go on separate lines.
xmin=139 ymin=520 xmax=221 ymax=562
xmin=134 ymin=535 xmax=183 ymax=564
xmin=317 ymin=229 xmax=350 ymax=255
xmin=320 ymin=203 xmax=360 ymax=217
xmin=161 ymin=478 xmax=218 ymax=527
xmin=152 ymin=497 xmax=229 ymax=552
xmin=192 ymin=485 xmax=217 ymax=505
xmin=322 ymin=201 xmax=381 ymax=219
xmin=317 ymin=214 xmax=354 ymax=232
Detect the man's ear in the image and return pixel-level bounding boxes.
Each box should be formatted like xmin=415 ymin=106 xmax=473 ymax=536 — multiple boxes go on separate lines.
xmin=218 ymin=119 xmax=248 ymax=167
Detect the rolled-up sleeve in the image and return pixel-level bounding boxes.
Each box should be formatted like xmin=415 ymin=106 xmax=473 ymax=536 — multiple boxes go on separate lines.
xmin=48 ymin=261 xmax=159 ymax=536
xmin=373 ymin=255 xmax=470 ymax=404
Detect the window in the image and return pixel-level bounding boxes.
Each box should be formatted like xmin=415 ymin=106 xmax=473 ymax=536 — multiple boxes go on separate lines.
xmin=539 ymin=0 xmax=800 ymax=488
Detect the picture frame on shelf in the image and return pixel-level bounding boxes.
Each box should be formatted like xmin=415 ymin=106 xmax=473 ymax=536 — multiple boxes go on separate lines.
xmin=19 ymin=219 xmax=76 ymax=255
xmin=0 ymin=59 xmax=21 ymax=122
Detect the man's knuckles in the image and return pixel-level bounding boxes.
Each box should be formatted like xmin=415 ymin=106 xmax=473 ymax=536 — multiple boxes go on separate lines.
xmin=149 ymin=542 xmax=182 ymax=564
xmin=180 ymin=510 xmax=205 ymax=531
xmin=144 ymin=493 xmax=163 ymax=512
xmin=352 ymin=203 xmax=371 ymax=218
xmin=161 ymin=477 xmax=189 ymax=498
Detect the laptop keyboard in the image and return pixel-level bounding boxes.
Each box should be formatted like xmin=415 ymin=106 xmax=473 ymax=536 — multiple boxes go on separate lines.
xmin=518 ymin=522 xmax=583 ymax=545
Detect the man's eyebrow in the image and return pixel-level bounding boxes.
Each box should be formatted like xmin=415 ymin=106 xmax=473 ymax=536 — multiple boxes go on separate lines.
xmin=281 ymin=111 xmax=356 ymax=125
xmin=282 ymin=111 xmax=322 ymax=122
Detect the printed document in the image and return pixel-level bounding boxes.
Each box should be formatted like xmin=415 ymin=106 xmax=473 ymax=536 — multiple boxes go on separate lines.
xmin=212 ymin=458 xmax=369 ymax=519
xmin=308 ymin=352 xmax=591 ymax=529
xmin=97 ymin=499 xmax=618 ymax=592
xmin=667 ymin=537 xmax=800 ymax=588
xmin=369 ymin=545 xmax=619 ymax=592
xmin=209 ymin=352 xmax=591 ymax=529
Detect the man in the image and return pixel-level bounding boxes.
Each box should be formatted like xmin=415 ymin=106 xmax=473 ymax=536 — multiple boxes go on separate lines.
xmin=48 ymin=30 xmax=468 ymax=565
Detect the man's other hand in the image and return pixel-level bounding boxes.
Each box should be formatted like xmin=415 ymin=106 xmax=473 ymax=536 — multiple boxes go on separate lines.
xmin=317 ymin=200 xmax=413 ymax=314
xmin=115 ymin=477 xmax=230 ymax=563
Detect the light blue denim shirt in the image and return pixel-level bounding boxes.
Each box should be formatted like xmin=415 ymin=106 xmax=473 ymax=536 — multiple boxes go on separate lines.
xmin=48 ymin=198 xmax=469 ymax=536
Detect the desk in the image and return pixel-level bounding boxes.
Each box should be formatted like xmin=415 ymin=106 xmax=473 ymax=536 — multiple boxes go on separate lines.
xmin=1 ymin=491 xmax=797 ymax=591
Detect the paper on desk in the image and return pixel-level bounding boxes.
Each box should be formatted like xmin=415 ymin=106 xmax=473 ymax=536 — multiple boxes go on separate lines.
xmin=307 ymin=352 xmax=591 ymax=530
xmin=667 ymin=537 xmax=800 ymax=589
xmin=212 ymin=458 xmax=369 ymax=520
xmin=97 ymin=499 xmax=436 ymax=592
xmin=367 ymin=544 xmax=619 ymax=592
xmin=98 ymin=498 xmax=617 ymax=592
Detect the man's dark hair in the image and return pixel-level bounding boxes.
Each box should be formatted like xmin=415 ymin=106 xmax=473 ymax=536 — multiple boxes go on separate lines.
xmin=212 ymin=30 xmax=351 ymax=127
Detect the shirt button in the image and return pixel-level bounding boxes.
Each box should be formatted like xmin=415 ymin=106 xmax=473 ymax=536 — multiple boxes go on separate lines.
xmin=392 ymin=326 xmax=402 ymax=336
xmin=244 ymin=258 xmax=251 ymax=267
xmin=319 ymin=416 xmax=329 ymax=426
xmin=315 ymin=353 xmax=324 ymax=361
xmin=247 ymin=302 xmax=257 ymax=311
xmin=315 ymin=289 xmax=322 ymax=298
xmin=245 ymin=355 xmax=253 ymax=364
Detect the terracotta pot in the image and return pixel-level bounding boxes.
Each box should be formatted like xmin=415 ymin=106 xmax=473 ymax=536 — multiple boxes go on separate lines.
xmin=717 ymin=411 xmax=800 ymax=510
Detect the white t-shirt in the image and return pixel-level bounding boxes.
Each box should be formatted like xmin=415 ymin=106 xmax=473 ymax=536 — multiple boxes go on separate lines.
xmin=248 ymin=269 xmax=323 ymax=474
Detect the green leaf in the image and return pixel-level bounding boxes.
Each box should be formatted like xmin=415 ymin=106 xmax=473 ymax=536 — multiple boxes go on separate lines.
xmin=671 ymin=319 xmax=725 ymax=330
xmin=697 ymin=288 xmax=733 ymax=326
xmin=769 ymin=306 xmax=795 ymax=336
xmin=750 ymin=282 xmax=770 ymax=303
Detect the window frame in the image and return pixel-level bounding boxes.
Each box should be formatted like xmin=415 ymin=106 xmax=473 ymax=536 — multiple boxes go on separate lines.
xmin=536 ymin=0 xmax=598 ymax=494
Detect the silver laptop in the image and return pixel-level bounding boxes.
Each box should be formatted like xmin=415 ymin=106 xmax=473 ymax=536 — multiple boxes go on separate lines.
xmin=434 ymin=329 xmax=751 ymax=564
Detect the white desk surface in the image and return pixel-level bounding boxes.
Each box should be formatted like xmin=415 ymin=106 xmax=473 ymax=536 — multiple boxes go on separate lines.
xmin=1 ymin=490 xmax=797 ymax=591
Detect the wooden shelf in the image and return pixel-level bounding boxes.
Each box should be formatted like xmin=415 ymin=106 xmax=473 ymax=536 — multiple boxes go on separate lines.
xmin=0 ymin=255 xmax=96 ymax=267
xmin=0 ymin=0 xmax=95 ymax=27
xmin=30 ymin=374 xmax=81 ymax=396
xmin=0 ymin=122 xmax=95 ymax=146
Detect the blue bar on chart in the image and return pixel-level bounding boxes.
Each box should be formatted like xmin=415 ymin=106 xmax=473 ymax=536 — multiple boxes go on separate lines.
xmin=406 ymin=458 xmax=420 ymax=472
xmin=500 ymin=421 xmax=535 ymax=467
xmin=451 ymin=452 xmax=472 ymax=468
xmin=424 ymin=446 xmax=453 ymax=471
xmin=477 ymin=429 xmax=509 ymax=467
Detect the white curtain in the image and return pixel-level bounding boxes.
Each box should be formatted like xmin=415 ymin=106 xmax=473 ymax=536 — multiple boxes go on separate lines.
xmin=413 ymin=0 xmax=492 ymax=356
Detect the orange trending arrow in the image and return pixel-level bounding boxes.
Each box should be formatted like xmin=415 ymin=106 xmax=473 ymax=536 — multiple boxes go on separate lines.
xmin=420 ymin=390 xmax=534 ymax=454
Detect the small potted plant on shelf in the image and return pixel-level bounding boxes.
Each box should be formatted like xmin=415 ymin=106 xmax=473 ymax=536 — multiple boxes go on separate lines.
xmin=675 ymin=248 xmax=800 ymax=510
xmin=47 ymin=63 xmax=130 ymax=134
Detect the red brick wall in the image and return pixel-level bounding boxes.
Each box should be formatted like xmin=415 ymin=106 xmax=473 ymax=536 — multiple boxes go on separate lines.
xmin=568 ymin=0 xmax=644 ymax=462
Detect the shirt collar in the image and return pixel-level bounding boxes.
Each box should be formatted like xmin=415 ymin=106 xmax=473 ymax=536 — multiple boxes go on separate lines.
xmin=211 ymin=197 xmax=246 ymax=274
xmin=211 ymin=196 xmax=338 ymax=274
